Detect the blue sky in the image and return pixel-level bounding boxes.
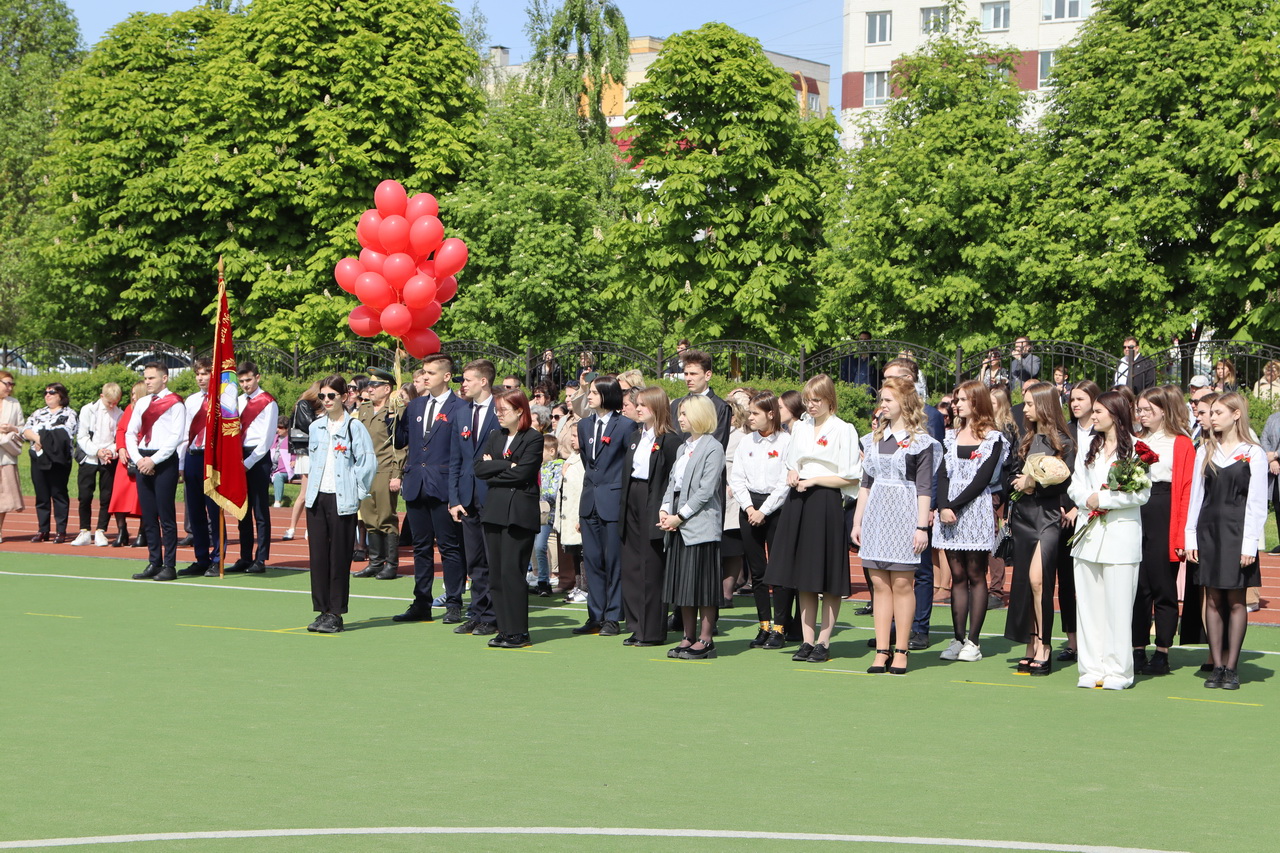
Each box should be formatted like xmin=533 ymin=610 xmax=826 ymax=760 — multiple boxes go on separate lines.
xmin=64 ymin=0 xmax=845 ymax=109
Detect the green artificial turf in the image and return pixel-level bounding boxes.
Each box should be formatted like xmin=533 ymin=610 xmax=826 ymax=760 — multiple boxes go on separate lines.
xmin=1 ymin=552 xmax=1276 ymax=853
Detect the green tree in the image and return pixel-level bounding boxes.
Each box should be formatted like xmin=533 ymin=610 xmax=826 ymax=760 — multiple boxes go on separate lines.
xmin=812 ymin=13 xmax=1030 ymax=350
xmin=37 ymin=0 xmax=481 ymax=350
xmin=0 ymin=0 xmax=80 ymax=338
xmin=1015 ymin=0 xmax=1273 ymax=346
xmin=527 ymin=0 xmax=629 ymax=140
xmin=438 ymin=82 xmax=639 ymax=348
xmin=607 ymin=22 xmax=839 ymax=347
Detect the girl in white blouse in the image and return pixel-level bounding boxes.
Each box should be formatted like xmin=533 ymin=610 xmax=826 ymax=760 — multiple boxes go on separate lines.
xmin=1185 ymin=392 xmax=1267 ymax=690
xmin=763 ymin=375 xmax=862 ymax=663
xmin=729 ymin=392 xmax=792 ymax=648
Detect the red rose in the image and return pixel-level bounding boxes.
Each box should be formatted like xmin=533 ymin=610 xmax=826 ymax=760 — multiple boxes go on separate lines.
xmin=651 ymin=442 xmax=660 ymax=453
xmin=969 ymin=450 xmax=982 ymax=461
xmin=1133 ymin=440 xmax=1159 ymax=466
xmin=435 ymin=412 xmax=448 ymax=423
xmin=768 ymin=450 xmax=779 ymax=458
xmin=601 ymin=435 xmax=611 ymax=445
xmin=461 ymin=428 xmax=471 ymax=439
xmin=816 ymin=437 xmax=828 ymax=447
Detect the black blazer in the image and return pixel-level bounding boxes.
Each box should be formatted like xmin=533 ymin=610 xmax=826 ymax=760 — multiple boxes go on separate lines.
xmin=619 ymin=428 xmax=682 ymax=542
xmin=475 ymin=427 xmax=544 ymax=531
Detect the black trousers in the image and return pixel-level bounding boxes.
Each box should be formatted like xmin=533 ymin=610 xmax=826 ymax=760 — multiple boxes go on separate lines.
xmin=136 ymin=454 xmax=179 ymax=568
xmin=484 ymin=521 xmax=536 ymax=635
xmin=460 ymin=508 xmax=494 ymax=623
xmin=238 ymin=453 xmax=272 ymax=563
xmin=581 ymin=510 xmax=624 ymax=623
xmin=76 ymin=461 xmax=115 ymax=532
xmin=740 ymin=491 xmax=781 ymax=623
xmin=1135 ymin=483 xmax=1178 ymax=647
xmin=1056 ymin=524 xmax=1078 ymax=634
xmin=31 ymin=461 xmax=71 ymax=536
xmin=184 ymin=449 xmax=221 ymax=565
xmin=620 ymin=478 xmax=667 ymax=643
xmin=405 ymin=495 xmax=463 ymax=607
xmin=307 ymin=492 xmax=355 ymax=614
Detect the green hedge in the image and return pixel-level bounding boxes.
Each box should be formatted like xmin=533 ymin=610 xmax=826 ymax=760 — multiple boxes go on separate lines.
xmin=648 ymin=376 xmax=876 ymax=436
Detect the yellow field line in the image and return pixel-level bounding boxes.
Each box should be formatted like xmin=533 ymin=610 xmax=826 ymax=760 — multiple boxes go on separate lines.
xmin=796 ymin=668 xmax=876 ymax=677
xmin=24 ymin=612 xmax=81 ymax=619
xmin=951 ymin=680 xmax=1038 ymax=689
xmin=177 ymin=623 xmax=330 ymax=636
xmin=1167 ymin=696 xmax=1262 ymax=707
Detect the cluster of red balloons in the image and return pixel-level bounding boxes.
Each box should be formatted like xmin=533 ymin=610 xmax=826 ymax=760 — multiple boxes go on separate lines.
xmin=334 ymin=179 xmax=469 ymax=358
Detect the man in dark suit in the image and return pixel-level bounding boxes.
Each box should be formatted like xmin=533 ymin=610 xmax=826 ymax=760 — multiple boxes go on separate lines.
xmin=393 ymin=353 xmax=470 ymax=623
xmin=880 ymin=358 xmax=945 ymax=649
xmin=447 ymin=358 xmax=501 ymax=636
xmin=574 ymin=375 xmax=636 ymax=636
xmin=669 ymin=349 xmax=731 ymax=447
xmin=1115 ymin=336 xmax=1156 ymax=392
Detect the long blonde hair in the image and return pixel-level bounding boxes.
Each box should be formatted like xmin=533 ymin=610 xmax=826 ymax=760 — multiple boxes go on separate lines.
xmin=990 ymin=387 xmax=1014 ymax=432
xmin=1203 ymin=391 xmax=1258 ymax=474
xmin=873 ymin=376 xmax=925 ymax=442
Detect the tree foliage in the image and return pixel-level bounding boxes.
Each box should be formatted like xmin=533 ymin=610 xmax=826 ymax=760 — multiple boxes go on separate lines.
xmin=608 ymin=23 xmax=839 ymax=348
xmin=0 ymin=0 xmax=80 ymax=338
xmin=812 ymin=14 xmax=1029 ymax=349
xmin=527 ymin=0 xmax=629 ymax=141
xmin=36 ymin=0 xmax=481 ymax=349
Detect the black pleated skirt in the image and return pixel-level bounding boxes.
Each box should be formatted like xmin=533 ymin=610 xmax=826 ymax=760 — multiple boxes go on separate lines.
xmin=663 ymin=535 xmax=721 ymax=607
xmin=763 ymin=486 xmax=850 ymax=596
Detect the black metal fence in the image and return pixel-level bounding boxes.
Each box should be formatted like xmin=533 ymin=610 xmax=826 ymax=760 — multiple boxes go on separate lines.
xmin=3 ymin=337 xmax=1277 ymax=396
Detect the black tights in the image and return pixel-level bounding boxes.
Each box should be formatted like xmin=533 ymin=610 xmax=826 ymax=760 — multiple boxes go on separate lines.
xmin=1204 ymin=587 xmax=1248 ymax=671
xmin=948 ymin=549 xmax=990 ymax=642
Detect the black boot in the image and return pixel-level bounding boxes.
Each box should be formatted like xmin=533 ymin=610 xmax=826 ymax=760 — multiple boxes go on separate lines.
xmin=352 ymin=530 xmax=382 ymax=577
xmin=375 ymin=532 xmax=400 ymax=579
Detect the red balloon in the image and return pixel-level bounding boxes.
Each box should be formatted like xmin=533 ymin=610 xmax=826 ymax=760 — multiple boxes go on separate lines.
xmin=382 ymin=253 xmax=417 ymax=290
xmin=357 ymin=209 xmax=384 ymax=252
xmin=433 ymin=237 xmax=469 ymax=278
xmin=378 ymin=215 xmax=410 ymax=254
xmin=408 ymin=301 xmax=442 ymax=329
xmin=359 ymin=248 xmax=386 ymax=274
xmin=409 ymin=215 xmax=445 ymax=257
xmin=354 ymin=272 xmax=395 ymax=311
xmin=405 ymin=192 xmax=439 ymax=221
xmin=402 ymin=274 xmax=437 ymax=308
xmin=348 ymin=305 xmax=382 ymax=337
xmin=403 ymin=327 xmax=441 ymax=359
xmin=435 ymin=275 xmax=458 ymax=303
xmin=416 ymin=258 xmax=435 ymax=279
xmin=334 ymin=257 xmax=364 ymax=293
xmin=380 ymin=303 xmax=413 ymax=337
xmin=374 ymin=180 xmax=408 ymax=218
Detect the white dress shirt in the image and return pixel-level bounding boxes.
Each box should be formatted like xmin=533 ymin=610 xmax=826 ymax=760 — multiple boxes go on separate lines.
xmin=423 ymin=390 xmax=453 ymax=437
xmin=126 ymin=389 xmax=187 ymax=464
xmin=184 ymin=390 xmax=208 ymax=453
xmin=1184 ymin=442 xmax=1268 ymax=556
xmin=630 ymin=426 xmax=657 ymax=479
xmin=238 ymin=389 xmax=278 ymax=468
xmin=787 ymin=415 xmax=863 ymax=498
xmin=77 ymin=399 xmax=123 ymax=466
xmin=729 ymin=430 xmax=791 ymax=516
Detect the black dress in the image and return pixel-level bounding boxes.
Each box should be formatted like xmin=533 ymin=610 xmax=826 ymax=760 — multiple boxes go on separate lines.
xmin=1004 ymin=432 xmax=1075 ymax=645
xmin=1196 ymin=459 xmax=1261 ymax=590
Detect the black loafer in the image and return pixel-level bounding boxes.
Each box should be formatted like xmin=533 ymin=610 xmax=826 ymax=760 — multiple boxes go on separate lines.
xmin=224 ymin=560 xmax=252 ymax=573
xmin=472 ymin=622 xmax=498 ymax=636
xmin=908 ymin=632 xmax=930 ymax=651
xmin=153 ymin=567 xmax=177 ymax=582
xmin=132 ymin=564 xmax=162 ymax=580
xmin=1056 ymin=646 xmax=1078 ymax=662
xmin=572 ymin=621 xmax=602 ymax=635
xmin=453 ymin=619 xmax=480 ymax=634
xmin=245 ymin=561 xmax=266 ymax=574
xmin=392 ymin=607 xmax=433 ymax=623
xmin=351 ymin=565 xmax=380 ymax=578
xmin=599 ymin=620 xmax=620 ymax=636
xmin=177 ymin=563 xmax=209 ymax=577
xmin=622 ymin=635 xmax=639 ymax=646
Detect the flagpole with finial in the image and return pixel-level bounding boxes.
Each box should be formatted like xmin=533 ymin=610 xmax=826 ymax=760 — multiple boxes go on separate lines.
xmin=217 ymin=257 xmax=226 ymax=579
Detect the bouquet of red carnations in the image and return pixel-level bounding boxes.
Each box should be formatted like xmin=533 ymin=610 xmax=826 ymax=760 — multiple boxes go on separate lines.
xmin=1068 ymin=441 xmax=1157 ymax=547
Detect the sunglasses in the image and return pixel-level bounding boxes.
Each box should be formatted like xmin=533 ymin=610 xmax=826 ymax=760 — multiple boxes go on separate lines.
xmin=318 ymin=392 xmax=340 ymax=401
xmin=45 ymin=389 xmax=59 ymax=395
xmin=0 ymin=379 xmax=15 ymax=387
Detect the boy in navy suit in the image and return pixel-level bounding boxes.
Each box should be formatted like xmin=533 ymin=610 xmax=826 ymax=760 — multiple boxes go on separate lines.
xmin=447 ymin=359 xmax=501 ymax=635
xmin=393 ymin=354 xmax=470 ymax=623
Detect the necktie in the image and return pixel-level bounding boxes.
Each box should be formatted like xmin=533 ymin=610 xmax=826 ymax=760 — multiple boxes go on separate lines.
xmin=471 ymin=402 xmax=481 ymax=442
xmin=594 ymin=418 xmax=604 ymax=461
xmin=424 ymin=399 xmax=437 ymax=438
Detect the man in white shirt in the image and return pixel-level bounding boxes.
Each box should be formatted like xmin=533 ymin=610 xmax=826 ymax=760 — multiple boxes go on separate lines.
xmin=72 ymin=382 xmax=123 ymax=547
xmin=126 ymin=363 xmax=187 ymax=581
xmin=177 ymin=358 xmax=222 ymax=577
xmin=228 ymin=361 xmax=277 ymax=574
xmin=669 ymin=350 xmax=730 ymax=446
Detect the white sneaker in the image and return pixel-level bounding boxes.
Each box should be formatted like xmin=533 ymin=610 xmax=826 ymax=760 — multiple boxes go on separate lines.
xmin=282 ymin=528 xmax=295 ymax=541
xmin=93 ymin=530 xmax=110 ymax=546
xmin=567 ymin=588 xmax=588 ymax=603
xmin=525 ymin=570 xmax=538 ymax=586
xmin=958 ymin=639 xmax=983 ymax=661
xmin=71 ymin=531 xmax=92 ymax=546
xmin=273 ymin=501 xmax=282 ymax=509
xmin=939 ymin=638 xmax=964 ymax=660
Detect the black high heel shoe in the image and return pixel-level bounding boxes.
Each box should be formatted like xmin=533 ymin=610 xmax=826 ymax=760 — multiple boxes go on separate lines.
xmin=1028 ymin=655 xmax=1052 ymax=676
xmin=888 ymin=649 xmax=910 ymax=675
xmin=868 ymin=649 xmax=891 ymax=674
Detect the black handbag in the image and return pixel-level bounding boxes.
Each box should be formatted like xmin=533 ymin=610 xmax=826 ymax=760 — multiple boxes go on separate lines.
xmin=994 ymin=522 xmax=1014 ymax=561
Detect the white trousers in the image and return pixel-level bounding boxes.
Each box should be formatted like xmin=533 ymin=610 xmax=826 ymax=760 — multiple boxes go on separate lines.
xmin=1073 ymin=558 xmax=1139 ymax=688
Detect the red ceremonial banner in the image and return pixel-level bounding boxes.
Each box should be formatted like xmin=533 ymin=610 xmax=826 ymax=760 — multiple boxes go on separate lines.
xmin=204 ymin=275 xmax=248 ymax=521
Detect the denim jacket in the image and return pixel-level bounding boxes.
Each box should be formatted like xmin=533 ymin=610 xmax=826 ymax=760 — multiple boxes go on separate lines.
xmin=305 ymin=413 xmax=377 ymax=515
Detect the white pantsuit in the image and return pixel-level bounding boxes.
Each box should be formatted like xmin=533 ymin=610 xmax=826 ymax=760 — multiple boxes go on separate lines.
xmin=1067 ymin=439 xmax=1150 ymax=690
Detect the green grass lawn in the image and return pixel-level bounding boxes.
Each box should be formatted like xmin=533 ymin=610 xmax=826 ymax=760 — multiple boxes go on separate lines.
xmin=1 ymin=553 xmax=1276 ymax=853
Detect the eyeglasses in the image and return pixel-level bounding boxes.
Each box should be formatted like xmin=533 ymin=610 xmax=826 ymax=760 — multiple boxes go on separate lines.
xmin=0 ymin=379 xmax=14 ymax=387
xmin=318 ymin=392 xmax=340 ymax=401
xmin=1136 ymin=406 xmax=1156 ymax=415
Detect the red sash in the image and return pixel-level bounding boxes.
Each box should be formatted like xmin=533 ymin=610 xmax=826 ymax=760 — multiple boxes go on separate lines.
xmin=188 ymin=397 xmax=207 ymax=447
xmin=139 ymin=392 xmax=184 ymax=444
xmin=240 ymin=391 xmax=276 ymax=435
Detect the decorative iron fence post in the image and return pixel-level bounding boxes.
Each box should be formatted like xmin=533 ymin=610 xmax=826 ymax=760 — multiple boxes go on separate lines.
xmin=955 ymin=346 xmax=963 ymax=389
xmin=526 ymin=346 xmax=536 ymax=389
xmin=656 ymin=345 xmax=664 ymax=380
xmin=799 ymin=345 xmax=806 ymax=381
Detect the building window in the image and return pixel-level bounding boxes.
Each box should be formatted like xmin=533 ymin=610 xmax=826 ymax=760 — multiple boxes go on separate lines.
xmin=808 ymin=92 xmax=821 ymax=113
xmin=1038 ymin=50 xmax=1057 ymax=87
xmin=864 ymin=71 xmax=890 ymax=107
xmin=981 ymin=1 xmax=1010 ymax=30
xmin=920 ymin=6 xmax=949 ymax=34
xmin=1042 ymin=0 xmax=1090 ymax=20
xmin=866 ymin=11 xmax=891 ymax=44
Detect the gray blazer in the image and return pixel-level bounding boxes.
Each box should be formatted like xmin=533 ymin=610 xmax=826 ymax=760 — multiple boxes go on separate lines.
xmin=661 ymin=435 xmax=726 ymax=546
